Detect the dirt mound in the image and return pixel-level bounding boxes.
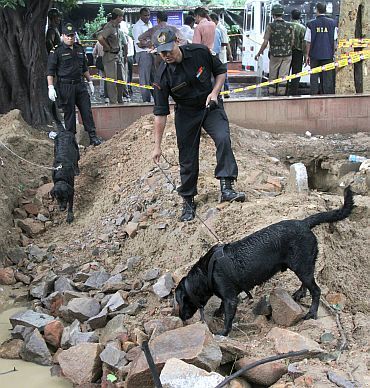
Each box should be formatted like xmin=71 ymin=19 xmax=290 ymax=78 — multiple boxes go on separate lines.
xmin=0 ymin=110 xmax=53 ymax=259
xmin=34 ymin=113 xmax=370 ymax=315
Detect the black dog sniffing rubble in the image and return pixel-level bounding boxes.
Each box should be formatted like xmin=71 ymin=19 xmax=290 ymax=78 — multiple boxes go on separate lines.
xmin=175 ymin=187 xmax=354 ymax=336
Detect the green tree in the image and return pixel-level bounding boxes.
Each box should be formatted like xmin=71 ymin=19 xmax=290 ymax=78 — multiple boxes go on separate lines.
xmin=0 ymin=0 xmax=77 ymax=125
xmin=80 ymin=3 xmax=106 ymax=40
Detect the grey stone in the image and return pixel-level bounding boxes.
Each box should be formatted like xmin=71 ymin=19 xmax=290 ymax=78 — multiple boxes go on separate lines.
xmin=37 ymin=214 xmax=49 ymax=222
xmin=105 ymin=291 xmax=129 ymax=312
xmin=144 ymin=317 xmax=183 ymax=338
xmin=63 ymin=290 xmax=86 ymax=304
xmin=20 ymin=329 xmax=52 ymax=366
xmin=87 ymin=308 xmax=108 ymax=330
xmin=73 ymin=272 xmax=90 ymax=282
xmin=11 ymin=325 xmax=34 ymax=340
xmin=14 ymin=271 xmax=31 ymax=285
xmin=153 ymin=273 xmax=174 ymax=298
xmin=118 ymin=302 xmax=141 ymax=316
xmin=84 ymin=270 xmax=111 ymax=290
xmin=61 ymin=297 xmax=101 ymax=323
xmin=111 ymin=262 xmax=128 ymax=275
xmin=28 ymin=244 xmax=48 ymax=262
xmin=115 ymin=216 xmax=125 ymax=226
xmin=54 ymin=276 xmax=75 ymax=292
xmin=30 ymin=271 xmax=57 ymax=299
xmin=10 ymin=310 xmax=54 ymax=331
xmin=96 ymin=315 xmax=127 ymax=345
xmin=41 ymin=291 xmax=62 ymax=310
xmin=127 ymin=256 xmax=142 ymax=271
xmin=60 ymin=263 xmax=76 ymax=275
xmin=142 ymin=268 xmax=160 ymax=281
xmin=7 ymin=246 xmax=27 ymax=265
xmin=320 ymin=332 xmax=336 ymax=344
xmin=99 ymin=342 xmax=127 ymax=369
xmin=61 ymin=320 xmax=99 ymax=349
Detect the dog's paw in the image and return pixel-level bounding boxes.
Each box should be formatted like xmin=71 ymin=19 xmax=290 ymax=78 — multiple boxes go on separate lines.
xmin=304 ymin=311 xmax=318 ymax=320
xmin=66 ymin=213 xmax=74 ymax=224
xmin=214 ymin=330 xmax=229 ymax=337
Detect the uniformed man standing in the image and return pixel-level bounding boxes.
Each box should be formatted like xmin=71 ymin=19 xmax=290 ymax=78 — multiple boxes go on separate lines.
xmin=254 ymin=4 xmax=293 ymax=96
xmin=97 ymin=8 xmax=126 ymax=104
xmin=47 ymin=23 xmax=102 ymax=146
xmin=305 ymin=3 xmax=337 ymax=95
xmin=151 ymin=28 xmax=245 ymax=222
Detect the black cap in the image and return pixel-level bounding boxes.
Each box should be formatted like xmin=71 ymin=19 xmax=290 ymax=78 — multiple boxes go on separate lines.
xmin=48 ymin=8 xmax=61 ymax=18
xmin=62 ymin=23 xmax=76 ymax=35
xmin=152 ymin=28 xmax=177 ymax=53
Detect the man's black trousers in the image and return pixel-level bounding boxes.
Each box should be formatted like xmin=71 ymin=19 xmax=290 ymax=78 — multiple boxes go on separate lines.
xmin=174 ymin=102 xmax=238 ymax=197
xmin=289 ymin=48 xmax=304 ymax=95
xmin=57 ymin=82 xmax=96 ymax=134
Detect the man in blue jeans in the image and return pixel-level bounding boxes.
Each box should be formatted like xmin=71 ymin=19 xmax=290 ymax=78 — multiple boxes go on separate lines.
xmin=305 ymin=2 xmax=337 ymax=95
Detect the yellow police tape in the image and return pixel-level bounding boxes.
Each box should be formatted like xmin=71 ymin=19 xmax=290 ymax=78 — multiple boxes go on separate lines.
xmin=338 ymin=38 xmax=370 ymax=48
xmin=90 ymin=52 xmax=369 ymax=95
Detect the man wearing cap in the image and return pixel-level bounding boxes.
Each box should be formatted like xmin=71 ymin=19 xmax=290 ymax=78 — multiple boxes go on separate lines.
xmin=97 ymin=8 xmax=126 ymax=104
xmin=151 ymin=28 xmax=245 ymax=222
xmin=47 ymin=23 xmax=102 ymax=146
xmin=254 ymin=4 xmax=293 ymax=96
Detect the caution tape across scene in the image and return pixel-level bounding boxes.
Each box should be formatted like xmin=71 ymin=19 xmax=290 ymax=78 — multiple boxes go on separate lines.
xmin=91 ymin=52 xmax=369 ymax=96
xmin=338 ymin=38 xmax=370 ymax=48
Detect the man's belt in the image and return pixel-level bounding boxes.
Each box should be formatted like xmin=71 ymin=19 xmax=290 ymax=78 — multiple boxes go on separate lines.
xmin=59 ymin=78 xmax=82 ymax=84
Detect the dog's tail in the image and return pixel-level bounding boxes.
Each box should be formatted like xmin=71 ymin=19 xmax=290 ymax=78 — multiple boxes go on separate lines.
xmin=304 ymin=186 xmax=354 ymax=229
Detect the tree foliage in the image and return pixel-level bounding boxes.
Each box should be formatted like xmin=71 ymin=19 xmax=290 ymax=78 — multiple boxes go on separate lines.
xmin=80 ymin=4 xmax=106 ymax=40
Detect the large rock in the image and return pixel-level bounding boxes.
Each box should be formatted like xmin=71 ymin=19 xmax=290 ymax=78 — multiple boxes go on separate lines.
xmin=84 ymin=270 xmax=110 ymax=290
xmin=20 ymin=329 xmax=52 ymax=366
xmin=10 ymin=310 xmax=54 ymax=331
xmin=58 ymin=343 xmax=103 ymax=385
xmin=44 ymin=320 xmax=64 ymax=348
xmin=61 ymin=319 xmax=99 ymax=349
xmin=17 ymin=218 xmax=45 ymax=238
xmin=270 ymin=288 xmax=305 ymax=326
xmin=267 ymin=327 xmax=323 ymax=355
xmin=214 ymin=336 xmax=248 ymax=365
xmin=99 ymin=341 xmax=127 ymax=369
xmin=30 ymin=271 xmax=57 ymax=299
xmin=60 ymin=297 xmax=101 ymax=323
xmin=235 ymin=356 xmax=287 ymax=386
xmin=96 ymin=314 xmax=127 ymax=345
xmin=36 ymin=183 xmax=54 ymax=201
xmin=0 ymin=339 xmax=23 ymax=359
xmin=144 ymin=317 xmax=183 ymax=338
xmin=153 ymin=273 xmax=174 ymax=298
xmin=127 ymin=323 xmax=222 ymax=388
xmin=160 ymin=358 xmax=224 ymax=388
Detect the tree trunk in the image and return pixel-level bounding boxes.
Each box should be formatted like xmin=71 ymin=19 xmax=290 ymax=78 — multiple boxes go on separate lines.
xmin=0 ymin=0 xmax=51 ymax=125
xmin=336 ymin=0 xmax=370 ymax=94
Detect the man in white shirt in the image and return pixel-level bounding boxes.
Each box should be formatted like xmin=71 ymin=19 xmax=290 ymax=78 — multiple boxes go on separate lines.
xmin=179 ymin=15 xmax=195 ymax=43
xmin=132 ymin=8 xmax=153 ymax=102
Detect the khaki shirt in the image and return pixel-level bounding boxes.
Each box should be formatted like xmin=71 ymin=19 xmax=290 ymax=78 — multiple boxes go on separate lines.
xmin=99 ymin=21 xmax=120 ymax=52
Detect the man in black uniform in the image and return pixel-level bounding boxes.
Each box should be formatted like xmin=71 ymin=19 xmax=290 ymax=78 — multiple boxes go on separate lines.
xmin=46 ymin=8 xmax=64 ymax=132
xmin=47 ymin=23 xmax=102 ymax=146
xmin=152 ymin=28 xmax=245 ymax=222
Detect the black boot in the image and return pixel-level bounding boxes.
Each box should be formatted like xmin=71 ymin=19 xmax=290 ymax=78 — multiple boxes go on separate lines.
xmin=89 ymin=131 xmax=103 ymax=146
xmin=180 ymin=196 xmax=196 ymax=222
xmin=220 ymin=178 xmax=246 ymax=202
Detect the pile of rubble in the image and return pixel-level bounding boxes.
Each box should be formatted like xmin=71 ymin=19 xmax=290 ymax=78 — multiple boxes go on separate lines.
xmin=1 ymin=249 xmax=367 ymax=387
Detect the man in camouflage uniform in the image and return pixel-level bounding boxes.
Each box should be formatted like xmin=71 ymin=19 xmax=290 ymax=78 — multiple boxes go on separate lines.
xmin=255 ymin=4 xmax=293 ymax=96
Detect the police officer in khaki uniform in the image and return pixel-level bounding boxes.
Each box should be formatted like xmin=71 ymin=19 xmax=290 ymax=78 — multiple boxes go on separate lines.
xmin=152 ymin=28 xmax=245 ymax=222
xmin=97 ymin=8 xmax=126 ymax=104
xmin=255 ymin=4 xmax=293 ymax=96
xmin=47 ymin=23 xmax=102 ymax=146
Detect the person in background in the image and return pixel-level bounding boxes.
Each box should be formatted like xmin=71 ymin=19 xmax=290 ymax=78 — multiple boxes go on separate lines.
xmin=92 ymin=40 xmax=105 ymax=98
xmin=305 ymin=2 xmax=337 ymax=95
xmin=210 ymin=13 xmax=232 ymax=98
xmin=254 ymin=4 xmax=293 ymax=96
xmin=180 ymin=15 xmax=195 ymax=43
xmin=98 ymin=8 xmax=126 ymax=104
xmin=192 ymin=7 xmax=215 ymax=50
xmin=151 ymin=28 xmax=245 ymax=222
xmin=289 ymin=9 xmax=306 ymax=95
xmin=132 ymin=8 xmax=153 ymax=102
xmin=125 ymin=31 xmax=135 ymax=96
xmin=47 ymin=23 xmax=102 ymax=146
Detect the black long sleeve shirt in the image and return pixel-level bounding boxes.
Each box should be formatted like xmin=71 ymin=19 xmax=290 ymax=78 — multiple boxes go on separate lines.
xmin=47 ymin=42 xmax=88 ymax=80
xmin=153 ymin=44 xmax=226 ymax=116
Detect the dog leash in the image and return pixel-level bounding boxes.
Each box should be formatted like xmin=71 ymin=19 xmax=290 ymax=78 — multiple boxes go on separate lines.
xmin=0 ymin=139 xmax=62 ymax=171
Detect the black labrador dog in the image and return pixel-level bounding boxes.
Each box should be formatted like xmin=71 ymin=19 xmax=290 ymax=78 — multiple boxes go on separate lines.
xmin=50 ymin=131 xmax=80 ymax=223
xmin=175 ymin=187 xmax=354 ymax=336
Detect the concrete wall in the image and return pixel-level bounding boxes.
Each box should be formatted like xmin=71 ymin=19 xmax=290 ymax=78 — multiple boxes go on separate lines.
xmin=91 ymin=95 xmax=370 ymax=140
xmin=336 ymin=0 xmax=370 ymax=94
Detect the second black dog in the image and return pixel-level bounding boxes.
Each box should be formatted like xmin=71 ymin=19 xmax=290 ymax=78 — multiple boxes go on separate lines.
xmin=175 ymin=187 xmax=354 ymax=336
xmin=50 ymin=131 xmax=80 ymax=223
